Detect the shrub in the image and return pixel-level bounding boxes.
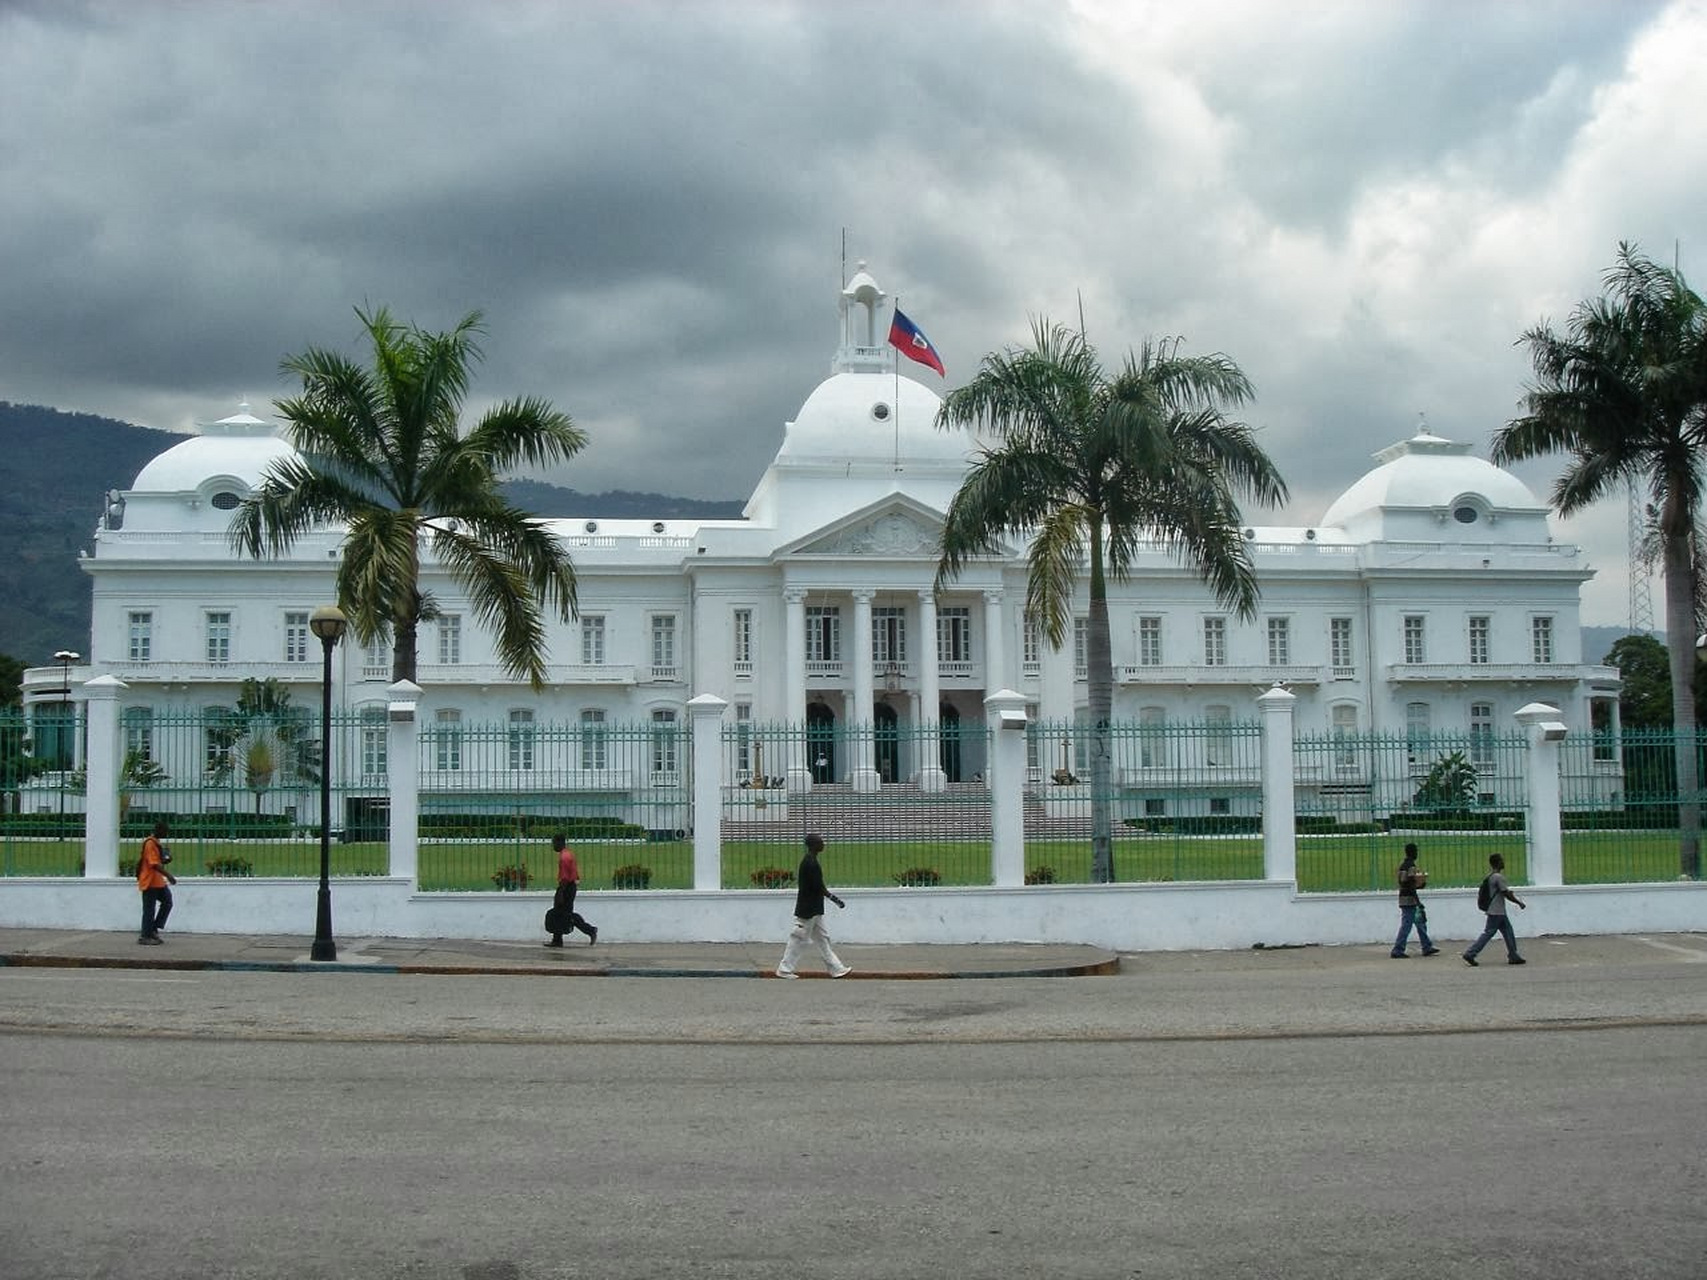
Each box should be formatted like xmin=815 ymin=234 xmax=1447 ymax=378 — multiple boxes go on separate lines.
xmin=491 ymin=863 xmax=531 ymax=890
xmin=118 ymin=858 xmax=140 ymax=878
xmin=749 ymin=866 xmax=795 ymax=889
xmin=612 ymin=863 xmax=652 ymax=889
xmin=893 ymin=866 xmax=941 ymax=887
xmin=205 ymin=855 xmax=254 ymax=877
xmin=1024 ymin=865 xmax=1057 ymax=885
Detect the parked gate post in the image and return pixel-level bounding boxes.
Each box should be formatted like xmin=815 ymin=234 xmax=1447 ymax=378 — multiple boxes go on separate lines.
xmin=81 ymin=675 xmax=125 ymax=878
xmin=1515 ymin=702 xmax=1567 ymax=887
xmin=688 ymin=693 xmax=728 ymax=891
xmin=1257 ymin=684 xmax=1297 ymax=883
xmin=985 ymin=688 xmax=1028 ymax=887
xmin=386 ymin=680 xmax=421 ymax=885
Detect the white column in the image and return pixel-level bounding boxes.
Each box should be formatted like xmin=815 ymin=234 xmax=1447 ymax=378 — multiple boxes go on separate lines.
xmin=850 ymin=589 xmax=880 ymax=792
xmin=916 ymin=589 xmax=945 ymax=792
xmin=1515 ymin=702 xmax=1566 ymax=888
xmin=983 ymin=589 xmax=1006 ymax=692
xmin=1257 ymin=684 xmax=1297 ymax=884
xmin=386 ymin=680 xmax=421 ymax=885
xmin=985 ymin=688 xmax=1028 ymax=886
xmin=784 ymin=588 xmax=811 ymax=791
xmin=81 ymin=675 xmax=126 ymax=878
xmin=688 ymin=693 xmax=728 ymax=891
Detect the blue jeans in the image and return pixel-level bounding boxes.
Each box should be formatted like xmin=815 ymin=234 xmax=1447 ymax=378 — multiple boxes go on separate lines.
xmin=1464 ymin=913 xmax=1519 ymax=960
xmin=140 ymin=886 xmax=172 ymax=938
xmin=1392 ymin=904 xmax=1434 ymax=955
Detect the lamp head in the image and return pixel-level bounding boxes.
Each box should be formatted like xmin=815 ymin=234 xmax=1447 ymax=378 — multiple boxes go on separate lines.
xmin=309 ymin=605 xmax=349 ymax=643
xmin=54 ymin=650 xmax=79 ymax=663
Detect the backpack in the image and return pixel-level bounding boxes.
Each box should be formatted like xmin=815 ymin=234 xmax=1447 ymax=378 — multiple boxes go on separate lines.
xmin=1476 ymin=875 xmax=1496 ymax=912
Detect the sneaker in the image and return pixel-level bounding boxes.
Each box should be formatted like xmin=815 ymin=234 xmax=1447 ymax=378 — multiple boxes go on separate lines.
xmin=1422 ymin=948 xmax=1441 ymax=956
xmin=586 ymin=926 xmax=598 ymax=946
xmin=830 ymin=966 xmax=853 ymax=979
xmin=1462 ymin=953 xmax=1478 ymax=967
xmin=1389 ymin=952 xmax=1408 ymax=959
xmin=775 ymin=969 xmax=798 ymax=979
xmin=1508 ymin=955 xmax=1527 ymax=965
xmin=138 ymin=935 xmax=162 ymax=946
xmin=543 ymin=939 xmax=563 ymax=948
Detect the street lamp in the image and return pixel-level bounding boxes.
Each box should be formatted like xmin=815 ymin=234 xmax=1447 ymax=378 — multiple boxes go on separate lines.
xmin=308 ymin=606 xmax=348 ymax=962
xmin=53 ymin=650 xmax=79 ymax=832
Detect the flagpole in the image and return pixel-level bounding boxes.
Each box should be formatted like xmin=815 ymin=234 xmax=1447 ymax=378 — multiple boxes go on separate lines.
xmin=892 ymin=296 xmax=902 ymax=471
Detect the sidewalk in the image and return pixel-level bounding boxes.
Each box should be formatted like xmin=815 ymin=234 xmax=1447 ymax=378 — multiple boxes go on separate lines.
xmin=0 ymin=927 xmax=1119 ymax=980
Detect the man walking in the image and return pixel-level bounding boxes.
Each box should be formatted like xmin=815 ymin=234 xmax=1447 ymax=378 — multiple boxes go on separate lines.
xmin=776 ymin=833 xmax=851 ymax=979
xmin=137 ymin=819 xmax=176 ymax=945
xmin=1463 ymin=852 xmax=1527 ymax=966
xmin=1391 ymin=842 xmax=1440 ymax=958
xmin=545 ymin=832 xmax=597 ymax=947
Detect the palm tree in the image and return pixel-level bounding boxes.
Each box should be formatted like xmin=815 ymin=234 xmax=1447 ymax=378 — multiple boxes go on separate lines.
xmin=232 ymin=306 xmax=585 ymax=687
xmin=936 ymin=320 xmax=1288 ymax=882
xmin=1492 ymin=242 xmax=1707 ymax=878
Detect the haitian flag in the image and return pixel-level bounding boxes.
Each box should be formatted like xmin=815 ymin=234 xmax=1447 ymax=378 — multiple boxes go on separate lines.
xmin=888 ymin=307 xmax=946 ymax=377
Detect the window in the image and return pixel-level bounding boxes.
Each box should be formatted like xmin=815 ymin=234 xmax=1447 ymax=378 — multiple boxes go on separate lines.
xmin=735 ymin=703 xmax=752 ymax=774
xmin=1073 ymin=617 xmax=1088 ymax=678
xmin=123 ymin=706 xmax=154 ymax=763
xmin=438 ymin=614 xmax=462 ymax=666
xmin=872 ymin=607 xmax=907 ymax=666
xmin=806 ymin=606 xmax=841 ymax=664
xmin=204 ymin=704 xmax=238 ymax=777
xmin=284 ymin=612 xmax=310 ymax=664
xmin=1144 ymin=797 xmax=1166 ymax=817
xmin=1266 ymin=617 xmax=1290 ymax=666
xmin=206 ymin=611 xmax=232 ymax=664
xmin=581 ymin=616 xmax=606 ymax=666
xmin=1591 ymin=698 xmax=1616 ymax=762
xmin=1203 ymin=617 xmax=1227 ymax=667
xmin=434 ymin=709 xmax=462 ymax=772
xmin=1468 ymin=615 xmax=1490 ymax=665
xmin=1209 ymin=796 xmax=1231 ymax=816
xmin=1332 ymin=704 xmax=1358 ymax=767
xmin=1329 ymin=617 xmax=1354 ymax=676
xmin=651 ymin=614 xmax=677 ymax=678
xmin=127 ymin=611 xmax=153 ymax=663
xmin=1470 ymin=702 xmax=1495 ymax=767
xmin=1531 ymin=616 xmax=1554 ymax=664
xmin=1205 ymin=704 xmax=1232 ymax=766
xmin=579 ymin=709 xmax=607 ymax=771
xmin=651 ymin=709 xmax=679 ymax=777
xmin=1139 ymin=705 xmax=1166 ymax=769
xmin=1405 ymin=701 xmax=1431 ymax=764
xmin=1403 ymin=615 xmax=1427 ymax=664
xmin=733 ymin=608 xmax=753 ymax=674
xmin=1022 ymin=614 xmax=1041 ymax=671
xmin=360 ymin=706 xmax=387 ymax=779
xmin=508 ymin=708 xmax=535 ymax=771
xmin=1138 ymin=617 xmax=1162 ymax=666
xmin=937 ymin=607 xmax=972 ymax=664
xmin=363 ymin=636 xmax=390 ymax=679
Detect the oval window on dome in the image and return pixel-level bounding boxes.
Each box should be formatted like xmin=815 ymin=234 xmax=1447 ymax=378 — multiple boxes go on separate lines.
xmin=210 ymin=491 xmax=242 ymax=510
xmin=871 ymin=402 xmax=891 ymax=422
xmin=1453 ymin=505 xmax=1479 ymax=525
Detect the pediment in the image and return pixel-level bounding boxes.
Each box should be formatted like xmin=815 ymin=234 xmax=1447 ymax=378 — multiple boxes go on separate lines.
xmin=782 ymin=496 xmax=946 ymax=559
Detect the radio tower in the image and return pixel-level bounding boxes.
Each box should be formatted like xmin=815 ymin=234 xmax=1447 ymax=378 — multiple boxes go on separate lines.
xmin=1629 ymin=479 xmax=1655 ymax=635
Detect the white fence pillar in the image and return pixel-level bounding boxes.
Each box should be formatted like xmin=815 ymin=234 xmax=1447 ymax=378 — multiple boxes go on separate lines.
xmin=985 ymin=688 xmax=1028 ymax=887
xmin=1258 ymin=684 xmax=1297 ymax=883
xmin=689 ymin=693 xmax=728 ymax=891
xmin=81 ymin=675 xmax=126 ymax=878
xmin=386 ymin=680 xmax=421 ymax=885
xmin=1515 ymin=702 xmax=1567 ymax=887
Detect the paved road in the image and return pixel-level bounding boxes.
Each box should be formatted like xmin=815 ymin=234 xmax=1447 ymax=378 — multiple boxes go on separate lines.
xmin=1 ymin=933 xmax=1703 ymax=1279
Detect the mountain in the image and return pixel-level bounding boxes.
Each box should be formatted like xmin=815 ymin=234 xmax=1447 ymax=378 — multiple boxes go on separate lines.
xmin=0 ymin=402 xmax=743 ymax=668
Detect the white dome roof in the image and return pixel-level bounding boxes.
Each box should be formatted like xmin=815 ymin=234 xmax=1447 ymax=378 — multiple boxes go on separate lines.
xmin=777 ymin=370 xmax=969 ymax=465
xmin=131 ymin=406 xmax=296 ymax=493
xmin=1320 ymin=428 xmax=1543 ymax=527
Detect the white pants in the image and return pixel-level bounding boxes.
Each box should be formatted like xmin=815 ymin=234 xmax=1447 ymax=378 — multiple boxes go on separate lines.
xmin=778 ymin=915 xmax=845 ymax=975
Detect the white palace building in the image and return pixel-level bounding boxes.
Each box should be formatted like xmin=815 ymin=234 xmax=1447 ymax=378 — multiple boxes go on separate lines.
xmin=24 ymin=264 xmax=1622 ymax=810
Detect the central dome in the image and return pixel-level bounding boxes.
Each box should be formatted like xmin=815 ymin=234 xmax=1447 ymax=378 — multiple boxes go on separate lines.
xmin=777 ymin=370 xmax=964 ymax=465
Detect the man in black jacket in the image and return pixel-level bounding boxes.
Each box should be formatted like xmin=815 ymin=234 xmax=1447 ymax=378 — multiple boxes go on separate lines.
xmin=776 ymin=833 xmax=851 ymax=979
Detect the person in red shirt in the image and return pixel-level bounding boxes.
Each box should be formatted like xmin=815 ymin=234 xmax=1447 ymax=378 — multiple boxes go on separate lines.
xmin=136 ymin=819 xmax=177 ymax=945
xmin=545 ymin=833 xmax=597 ymax=947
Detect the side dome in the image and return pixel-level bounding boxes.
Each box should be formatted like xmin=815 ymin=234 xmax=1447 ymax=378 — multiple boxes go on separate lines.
xmin=1320 ymin=426 xmax=1547 ymax=540
xmin=131 ymin=405 xmax=297 ymax=493
xmin=777 ymin=370 xmax=967 ymax=465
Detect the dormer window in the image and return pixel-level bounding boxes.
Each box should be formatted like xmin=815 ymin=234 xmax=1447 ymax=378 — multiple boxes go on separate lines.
xmin=210 ymin=491 xmax=242 ymax=510
xmin=1453 ymin=504 xmax=1479 ymax=524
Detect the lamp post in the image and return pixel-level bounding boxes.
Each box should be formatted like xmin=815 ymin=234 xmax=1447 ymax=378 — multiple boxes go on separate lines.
xmin=53 ymin=649 xmax=79 ymax=831
xmin=308 ymin=606 xmax=348 ymax=962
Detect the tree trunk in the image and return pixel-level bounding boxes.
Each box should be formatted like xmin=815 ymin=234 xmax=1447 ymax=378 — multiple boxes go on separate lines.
xmin=1087 ymin=515 xmax=1115 ymax=883
xmin=1662 ymin=524 xmax=1701 ymax=878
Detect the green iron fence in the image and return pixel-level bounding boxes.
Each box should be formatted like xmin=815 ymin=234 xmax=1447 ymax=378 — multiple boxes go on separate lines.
xmin=1293 ymin=729 xmax=1530 ymax=892
xmin=721 ymin=718 xmax=994 ymax=887
xmin=417 ymin=715 xmax=690 ymax=891
xmin=1025 ymin=717 xmax=1266 ymax=884
xmin=1559 ymin=727 xmax=1707 ymax=883
xmin=1 ymin=705 xmax=85 ymax=875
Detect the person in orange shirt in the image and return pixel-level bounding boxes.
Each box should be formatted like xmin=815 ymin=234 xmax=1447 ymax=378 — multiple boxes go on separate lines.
xmin=545 ymin=832 xmax=597 ymax=947
xmin=137 ymin=818 xmax=176 ymax=944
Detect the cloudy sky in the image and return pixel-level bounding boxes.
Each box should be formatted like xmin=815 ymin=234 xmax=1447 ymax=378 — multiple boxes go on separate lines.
xmin=3 ymin=0 xmax=1702 ymax=626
